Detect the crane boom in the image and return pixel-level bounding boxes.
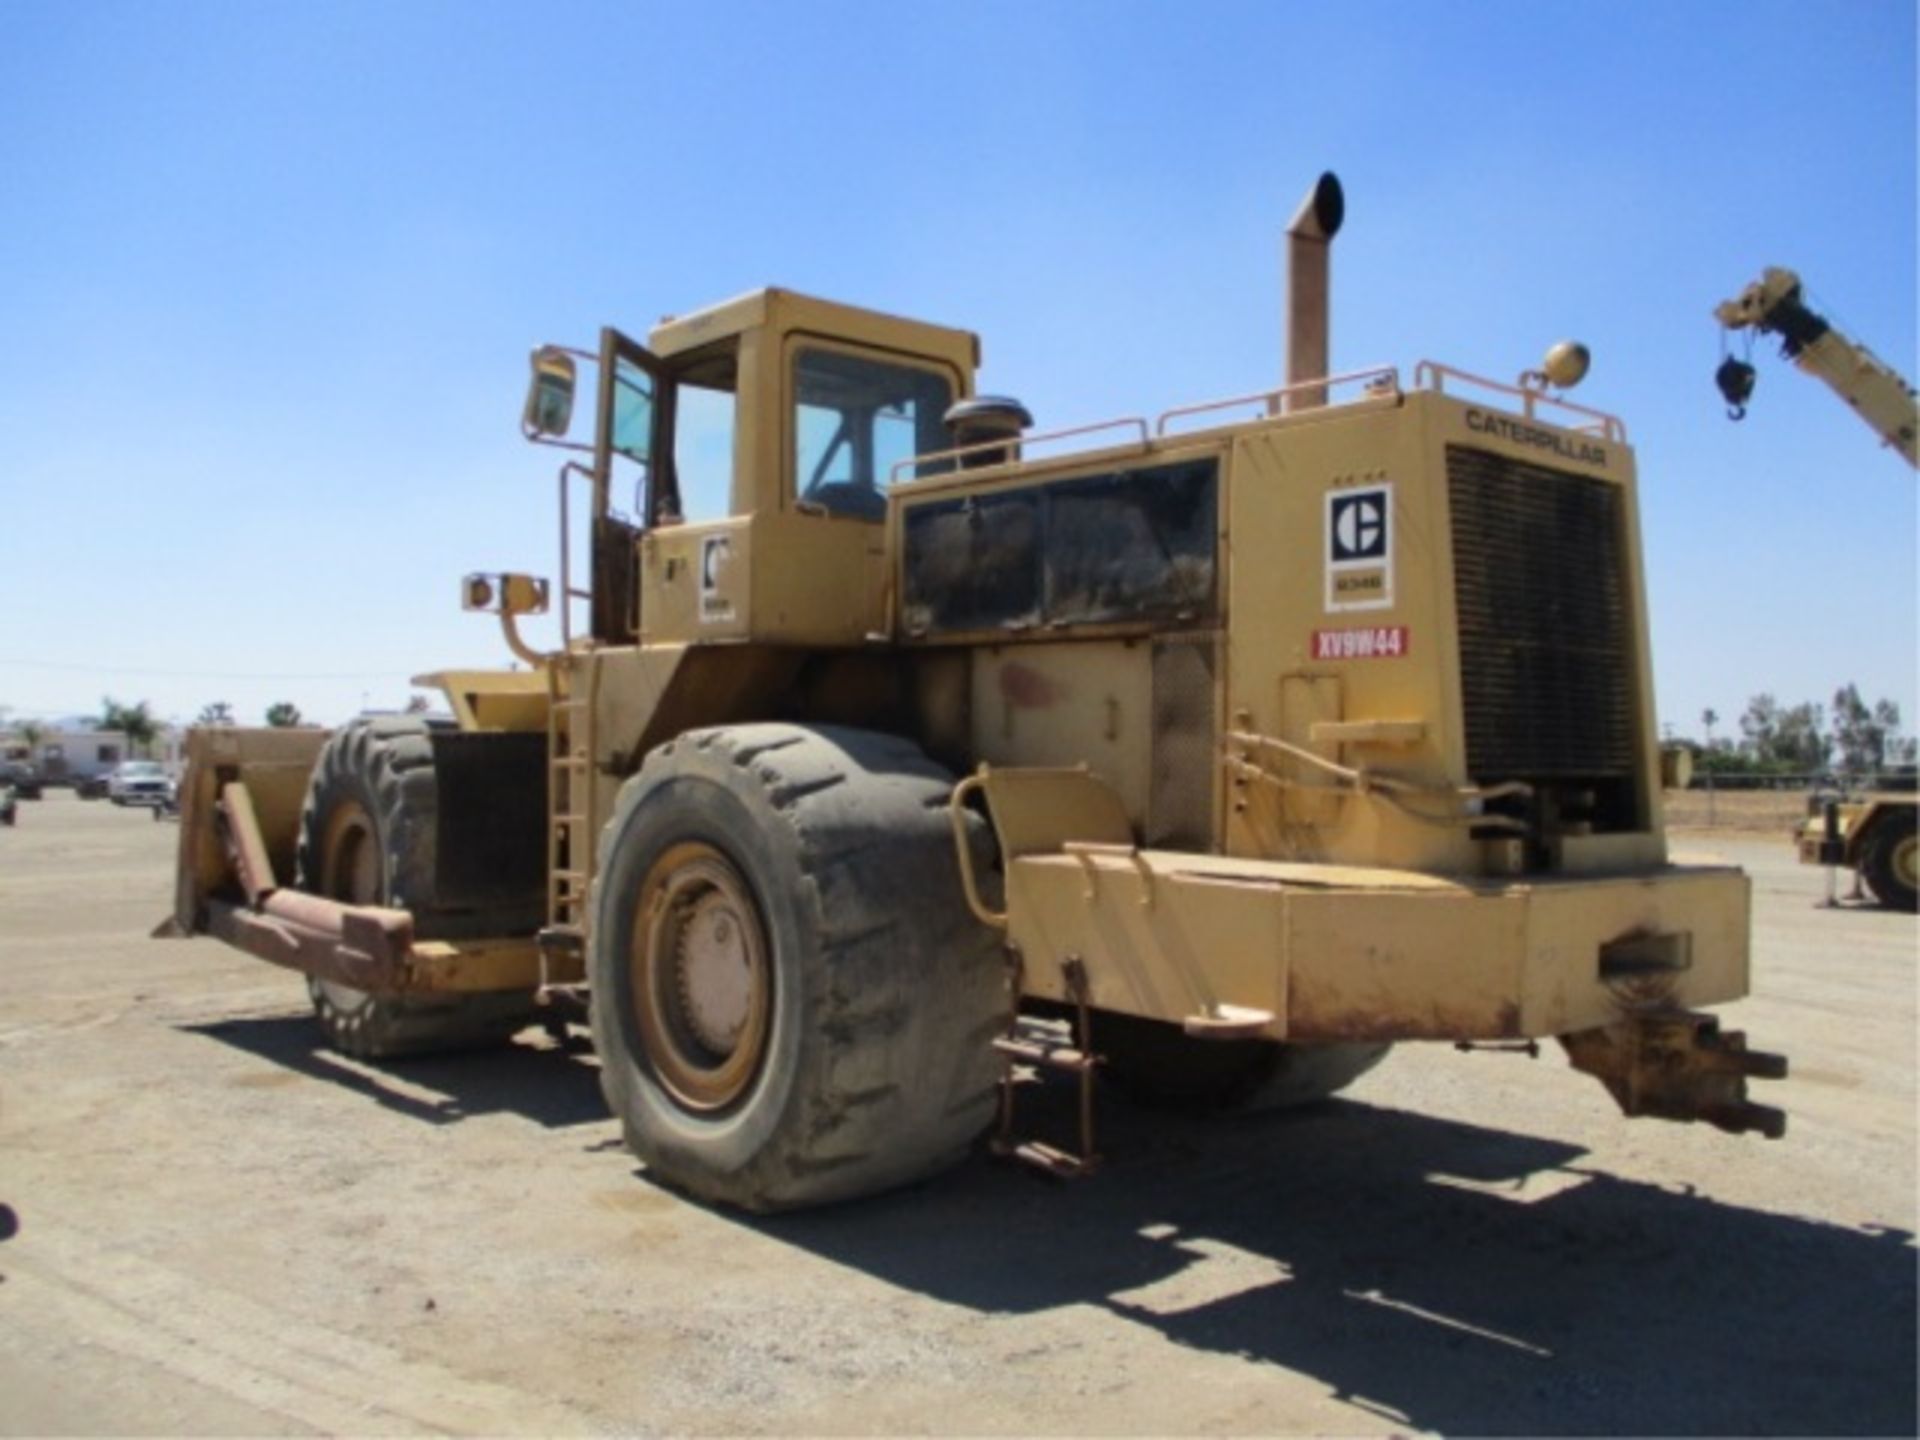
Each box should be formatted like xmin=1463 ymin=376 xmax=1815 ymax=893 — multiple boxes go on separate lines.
xmin=1714 ymin=266 xmax=1917 ymax=468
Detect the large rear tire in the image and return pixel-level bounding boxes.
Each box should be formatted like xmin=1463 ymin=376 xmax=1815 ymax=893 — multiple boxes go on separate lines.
xmin=1093 ymin=1011 xmax=1391 ymax=1113
xmin=295 ymin=717 xmax=536 ymax=1059
xmin=1860 ymin=809 xmax=1918 ymax=912
xmin=590 ymin=724 xmax=1008 ymax=1212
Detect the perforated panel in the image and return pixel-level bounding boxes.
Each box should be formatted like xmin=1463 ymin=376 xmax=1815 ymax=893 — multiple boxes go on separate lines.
xmin=1448 ymin=447 xmax=1636 ymax=781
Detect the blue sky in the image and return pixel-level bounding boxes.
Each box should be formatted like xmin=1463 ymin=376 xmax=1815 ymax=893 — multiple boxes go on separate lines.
xmin=2 ymin=1 xmax=1914 ymax=741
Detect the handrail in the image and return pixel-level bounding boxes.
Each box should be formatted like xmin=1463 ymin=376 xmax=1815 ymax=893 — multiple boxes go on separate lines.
xmin=555 ymin=460 xmax=595 ymax=649
xmin=891 ymin=359 xmax=1624 ymax=486
xmin=1155 ymin=366 xmax=1400 ymax=435
xmin=947 ymin=771 xmax=1008 ymax=929
xmin=1415 ymin=360 xmax=1627 ymax=443
xmin=890 ymin=416 xmax=1150 ymax=486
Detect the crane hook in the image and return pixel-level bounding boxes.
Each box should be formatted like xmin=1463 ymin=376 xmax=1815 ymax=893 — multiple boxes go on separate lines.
xmin=1716 ymin=356 xmax=1757 ymax=421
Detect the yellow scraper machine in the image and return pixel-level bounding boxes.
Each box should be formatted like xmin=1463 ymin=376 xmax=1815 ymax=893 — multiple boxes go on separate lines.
xmin=169 ymin=173 xmax=1785 ymax=1211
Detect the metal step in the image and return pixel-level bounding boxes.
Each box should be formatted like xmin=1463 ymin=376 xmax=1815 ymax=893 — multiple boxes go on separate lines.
xmin=992 ymin=959 xmax=1101 ymax=1182
xmin=993 ymin=1033 xmax=1095 ymax=1074
xmin=990 ymin=1137 xmax=1099 ymax=1180
xmin=536 ymin=925 xmax=585 ymax=954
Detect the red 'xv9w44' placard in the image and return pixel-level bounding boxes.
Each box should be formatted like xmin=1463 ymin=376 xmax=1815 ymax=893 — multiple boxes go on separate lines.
xmin=1311 ymin=626 xmax=1409 ymax=660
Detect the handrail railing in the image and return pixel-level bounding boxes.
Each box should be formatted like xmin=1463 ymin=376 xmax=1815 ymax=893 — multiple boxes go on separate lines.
xmin=889 ymin=416 xmax=1151 ymax=487
xmin=1415 ymin=360 xmax=1627 ymax=443
xmin=890 ymin=359 xmax=1625 ymax=484
xmin=1155 ymin=366 xmax=1400 ymax=435
xmin=555 ymin=460 xmax=595 ymax=649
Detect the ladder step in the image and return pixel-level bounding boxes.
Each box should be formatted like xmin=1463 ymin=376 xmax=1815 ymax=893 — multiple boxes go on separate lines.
xmin=993 ymin=1035 xmax=1096 ymax=1073
xmin=536 ymin=926 xmax=585 ymax=955
xmin=991 ymin=1138 xmax=1100 ymax=1181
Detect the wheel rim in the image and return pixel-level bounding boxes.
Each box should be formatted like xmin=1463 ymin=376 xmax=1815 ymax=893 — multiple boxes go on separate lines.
xmin=1894 ymin=833 xmax=1918 ymax=892
xmin=630 ymin=842 xmax=771 ymax=1113
xmin=316 ymin=800 xmax=382 ymax=1012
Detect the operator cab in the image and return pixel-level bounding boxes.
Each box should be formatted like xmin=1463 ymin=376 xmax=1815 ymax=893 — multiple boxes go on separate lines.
xmin=523 ymin=289 xmax=978 ymax=647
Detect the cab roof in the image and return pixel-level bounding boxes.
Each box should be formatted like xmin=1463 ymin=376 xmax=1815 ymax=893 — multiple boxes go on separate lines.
xmin=647 ymin=287 xmax=980 ymax=379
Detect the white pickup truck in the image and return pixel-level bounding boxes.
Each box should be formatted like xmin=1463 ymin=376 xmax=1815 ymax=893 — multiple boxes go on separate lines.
xmin=107 ymin=760 xmax=171 ymax=807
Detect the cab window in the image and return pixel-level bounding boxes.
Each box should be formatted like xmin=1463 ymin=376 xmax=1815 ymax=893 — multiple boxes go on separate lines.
xmin=670 ymin=346 xmax=737 ymax=524
xmin=793 ymin=348 xmax=953 ymax=521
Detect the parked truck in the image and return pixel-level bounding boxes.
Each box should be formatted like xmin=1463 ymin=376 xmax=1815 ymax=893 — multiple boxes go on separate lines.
xmin=169 ymin=175 xmax=1786 ymax=1211
xmin=1799 ymin=793 xmax=1917 ymax=911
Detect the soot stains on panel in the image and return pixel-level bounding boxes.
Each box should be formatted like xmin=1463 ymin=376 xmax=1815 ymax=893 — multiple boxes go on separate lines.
xmin=1046 ymin=462 xmax=1216 ymax=625
xmin=901 ymin=491 xmax=1043 ymax=635
xmin=902 ymin=458 xmax=1218 ymax=635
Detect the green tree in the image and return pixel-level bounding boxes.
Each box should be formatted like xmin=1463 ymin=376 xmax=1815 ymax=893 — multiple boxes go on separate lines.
xmin=1738 ymin=692 xmax=1826 ymax=771
xmin=196 ymin=701 xmax=236 ymax=727
xmin=1870 ymin=697 xmax=1906 ymax=771
xmin=1825 ymin=685 xmax=1911 ymax=777
xmin=1773 ymin=702 xmax=1827 ymax=770
xmin=99 ymin=696 xmax=159 ymax=758
xmin=264 ymin=702 xmax=304 ymax=728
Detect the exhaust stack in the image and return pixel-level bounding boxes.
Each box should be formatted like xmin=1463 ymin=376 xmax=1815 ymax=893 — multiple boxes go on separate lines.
xmin=1285 ymin=171 xmax=1345 ymax=412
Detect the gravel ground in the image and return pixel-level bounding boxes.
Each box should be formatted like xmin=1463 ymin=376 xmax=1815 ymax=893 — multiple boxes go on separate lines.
xmin=0 ymin=794 xmax=1912 ymax=1436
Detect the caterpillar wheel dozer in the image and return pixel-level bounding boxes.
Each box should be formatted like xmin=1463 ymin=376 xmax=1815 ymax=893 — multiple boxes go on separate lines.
xmin=1799 ymin=792 xmax=1917 ymax=912
xmin=169 ymin=174 xmax=1786 ymax=1212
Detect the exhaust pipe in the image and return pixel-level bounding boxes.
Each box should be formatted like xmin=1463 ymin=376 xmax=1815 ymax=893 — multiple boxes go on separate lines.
xmin=1284 ymin=171 xmax=1344 ymax=412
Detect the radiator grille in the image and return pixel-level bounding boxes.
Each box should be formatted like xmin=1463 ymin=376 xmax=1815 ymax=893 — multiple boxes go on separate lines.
xmin=1448 ymin=446 xmax=1637 ymax=780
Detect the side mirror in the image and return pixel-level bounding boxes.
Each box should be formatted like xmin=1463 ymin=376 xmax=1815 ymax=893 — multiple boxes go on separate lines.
xmin=522 ymin=346 xmax=577 ymax=438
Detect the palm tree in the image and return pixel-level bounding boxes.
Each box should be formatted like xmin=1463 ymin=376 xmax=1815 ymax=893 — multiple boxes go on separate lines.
xmin=99 ymin=697 xmax=159 ymax=759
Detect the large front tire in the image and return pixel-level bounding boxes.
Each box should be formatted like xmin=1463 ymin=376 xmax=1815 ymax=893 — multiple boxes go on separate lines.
xmin=1860 ymin=809 xmax=1918 ymax=912
xmin=590 ymin=724 xmax=1008 ymax=1212
xmin=295 ymin=717 xmax=536 ymax=1059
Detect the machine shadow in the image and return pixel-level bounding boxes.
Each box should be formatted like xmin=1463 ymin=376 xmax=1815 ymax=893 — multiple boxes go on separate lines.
xmin=184 ymin=1013 xmax=609 ymax=1131
xmin=752 ymin=1088 xmax=1917 ymax=1437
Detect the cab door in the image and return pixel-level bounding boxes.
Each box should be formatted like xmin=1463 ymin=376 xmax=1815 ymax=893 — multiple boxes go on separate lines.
xmin=590 ymin=327 xmax=667 ymax=644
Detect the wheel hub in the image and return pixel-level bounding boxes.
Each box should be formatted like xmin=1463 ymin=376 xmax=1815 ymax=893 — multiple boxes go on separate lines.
xmin=675 ymin=890 xmax=754 ymax=1054
xmin=631 ymin=844 xmax=771 ymax=1113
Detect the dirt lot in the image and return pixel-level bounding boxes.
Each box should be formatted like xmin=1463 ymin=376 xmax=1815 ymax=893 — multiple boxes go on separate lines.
xmin=1662 ymin=787 xmax=1813 ymax=835
xmin=0 ymin=794 xmax=1913 ymax=1436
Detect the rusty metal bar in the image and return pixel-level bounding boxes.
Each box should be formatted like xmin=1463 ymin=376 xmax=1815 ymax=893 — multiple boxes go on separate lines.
xmin=218 ymin=782 xmax=276 ymax=906
xmin=205 ymin=896 xmax=548 ymax=997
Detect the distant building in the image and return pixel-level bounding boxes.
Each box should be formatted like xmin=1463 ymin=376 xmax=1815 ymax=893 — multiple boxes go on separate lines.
xmin=0 ymin=719 xmax=183 ymax=784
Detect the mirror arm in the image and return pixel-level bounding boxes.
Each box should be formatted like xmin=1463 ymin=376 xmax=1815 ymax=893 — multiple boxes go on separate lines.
xmin=520 ymin=424 xmax=594 ymax=453
xmin=497 ymin=610 xmax=549 ymax=670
